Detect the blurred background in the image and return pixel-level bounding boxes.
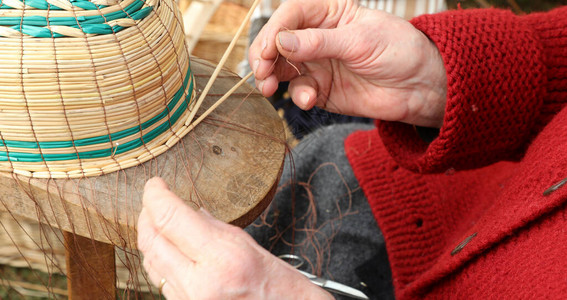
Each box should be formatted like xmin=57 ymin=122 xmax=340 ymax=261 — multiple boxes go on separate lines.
xmin=185 ymin=0 xmax=566 ymax=73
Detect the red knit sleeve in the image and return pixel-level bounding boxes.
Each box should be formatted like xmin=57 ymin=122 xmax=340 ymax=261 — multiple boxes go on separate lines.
xmin=378 ymin=7 xmax=567 ymax=173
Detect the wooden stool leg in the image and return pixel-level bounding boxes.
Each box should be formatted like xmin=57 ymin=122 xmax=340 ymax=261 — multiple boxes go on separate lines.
xmin=64 ymin=232 xmax=116 ymax=300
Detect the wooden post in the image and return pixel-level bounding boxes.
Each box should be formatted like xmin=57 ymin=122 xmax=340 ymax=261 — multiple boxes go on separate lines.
xmin=183 ymin=0 xmax=223 ymax=52
xmin=64 ymin=231 xmax=116 ymax=300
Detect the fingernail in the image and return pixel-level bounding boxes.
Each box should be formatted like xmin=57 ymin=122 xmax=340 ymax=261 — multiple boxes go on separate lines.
xmin=257 ymin=80 xmax=264 ymax=93
xmin=253 ymin=59 xmax=260 ymax=73
xmin=262 ymin=37 xmax=268 ymax=50
xmin=299 ymin=91 xmax=310 ymax=107
xmin=278 ymin=31 xmax=298 ymax=52
xmin=145 ymin=177 xmax=168 ymax=191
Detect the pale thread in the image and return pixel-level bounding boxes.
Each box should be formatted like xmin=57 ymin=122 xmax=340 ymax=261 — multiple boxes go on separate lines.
xmin=184 ymin=0 xmax=262 ymax=126
xmin=111 ymin=143 xmax=120 ymax=158
xmin=280 ymin=26 xmax=302 ymax=76
xmin=287 ymin=58 xmax=301 ymax=76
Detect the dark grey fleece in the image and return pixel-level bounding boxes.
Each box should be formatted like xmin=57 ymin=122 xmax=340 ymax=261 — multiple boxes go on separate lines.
xmin=245 ymin=124 xmax=394 ymax=300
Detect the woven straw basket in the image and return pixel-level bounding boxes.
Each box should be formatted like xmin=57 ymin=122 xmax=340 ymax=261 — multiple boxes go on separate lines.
xmin=0 ymin=0 xmax=195 ymax=179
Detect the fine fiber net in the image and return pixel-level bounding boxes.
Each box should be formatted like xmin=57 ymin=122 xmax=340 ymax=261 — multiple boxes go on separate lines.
xmin=0 ymin=0 xmax=369 ymax=298
xmin=0 ymin=58 xmax=287 ymax=299
xmin=0 ymin=0 xmax=291 ymax=298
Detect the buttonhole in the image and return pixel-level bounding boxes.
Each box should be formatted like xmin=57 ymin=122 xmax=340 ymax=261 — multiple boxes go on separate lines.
xmin=543 ymin=176 xmax=567 ymax=196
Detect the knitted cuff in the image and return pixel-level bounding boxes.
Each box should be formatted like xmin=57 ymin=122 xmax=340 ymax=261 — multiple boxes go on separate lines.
xmin=523 ymin=6 xmax=567 ymax=129
xmin=378 ymin=8 xmax=547 ymax=173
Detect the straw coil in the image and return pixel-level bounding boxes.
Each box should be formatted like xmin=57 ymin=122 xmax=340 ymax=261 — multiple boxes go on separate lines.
xmin=0 ymin=0 xmax=197 ymax=178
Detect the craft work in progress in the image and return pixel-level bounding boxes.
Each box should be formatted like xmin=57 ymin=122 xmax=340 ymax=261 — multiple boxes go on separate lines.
xmin=0 ymin=0 xmax=285 ymax=298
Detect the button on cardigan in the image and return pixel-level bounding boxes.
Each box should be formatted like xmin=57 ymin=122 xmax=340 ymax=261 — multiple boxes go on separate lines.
xmin=345 ymin=7 xmax=567 ymax=299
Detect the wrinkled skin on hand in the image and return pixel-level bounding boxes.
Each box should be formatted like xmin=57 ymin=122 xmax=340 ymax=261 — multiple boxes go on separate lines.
xmin=138 ymin=178 xmax=333 ymax=300
xmin=249 ymin=0 xmax=447 ymax=128
xmin=138 ymin=0 xmax=450 ymax=298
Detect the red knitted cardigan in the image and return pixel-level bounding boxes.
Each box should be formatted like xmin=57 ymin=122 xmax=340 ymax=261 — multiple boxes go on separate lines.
xmin=345 ymin=7 xmax=567 ymax=299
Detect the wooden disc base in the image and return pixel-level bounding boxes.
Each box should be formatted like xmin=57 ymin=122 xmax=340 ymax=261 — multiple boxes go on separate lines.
xmin=0 ymin=57 xmax=286 ymax=298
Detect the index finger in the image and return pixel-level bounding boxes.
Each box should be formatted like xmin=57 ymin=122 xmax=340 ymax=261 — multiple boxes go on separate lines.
xmin=250 ymin=0 xmax=352 ymax=75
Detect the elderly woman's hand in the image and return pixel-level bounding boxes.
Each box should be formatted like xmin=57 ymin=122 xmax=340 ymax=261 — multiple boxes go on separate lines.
xmin=137 ymin=177 xmax=333 ymax=300
xmin=249 ymin=0 xmax=447 ymax=128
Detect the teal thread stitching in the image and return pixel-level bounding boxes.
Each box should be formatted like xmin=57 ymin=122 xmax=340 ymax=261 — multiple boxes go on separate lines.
xmin=0 ymin=0 xmax=152 ymax=37
xmin=0 ymin=0 xmax=107 ymax=10
xmin=0 ymin=67 xmax=194 ymax=162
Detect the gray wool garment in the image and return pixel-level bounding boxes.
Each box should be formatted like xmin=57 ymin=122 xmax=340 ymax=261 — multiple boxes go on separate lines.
xmin=245 ymin=123 xmax=395 ymax=300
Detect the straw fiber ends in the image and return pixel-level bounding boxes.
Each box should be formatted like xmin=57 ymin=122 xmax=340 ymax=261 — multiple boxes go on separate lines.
xmin=0 ymin=0 xmax=195 ymax=178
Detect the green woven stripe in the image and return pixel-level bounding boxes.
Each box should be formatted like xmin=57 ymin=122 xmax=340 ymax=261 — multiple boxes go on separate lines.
xmin=0 ymin=66 xmax=194 ymax=162
xmin=0 ymin=0 xmax=152 ymax=37
xmin=0 ymin=0 xmax=107 ymax=10
xmin=0 ymin=1 xmax=145 ymax=26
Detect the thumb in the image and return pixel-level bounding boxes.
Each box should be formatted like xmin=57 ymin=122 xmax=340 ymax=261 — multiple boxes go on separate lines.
xmin=276 ymin=28 xmax=348 ymax=62
xmin=145 ymin=177 xmax=169 ymax=192
xmin=143 ymin=177 xmax=176 ymax=208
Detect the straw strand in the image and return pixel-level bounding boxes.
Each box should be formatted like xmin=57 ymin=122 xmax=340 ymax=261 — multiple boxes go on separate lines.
xmin=182 ymin=71 xmax=253 ymax=135
xmin=184 ymin=0 xmax=261 ymax=127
